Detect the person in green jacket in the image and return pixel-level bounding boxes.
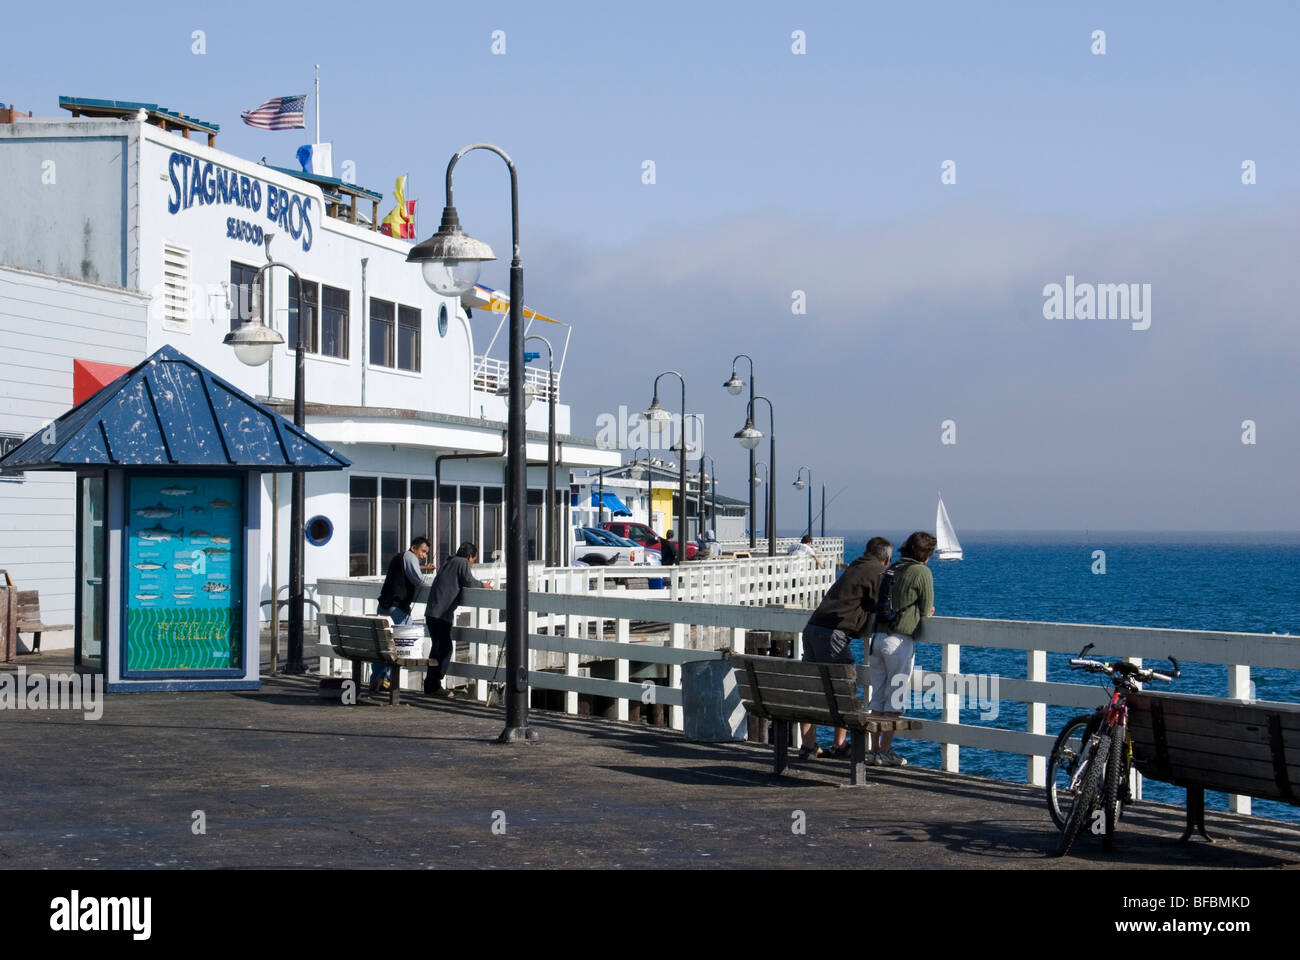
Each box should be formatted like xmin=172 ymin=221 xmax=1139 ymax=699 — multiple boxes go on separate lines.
xmin=867 ymin=531 xmax=936 ymax=766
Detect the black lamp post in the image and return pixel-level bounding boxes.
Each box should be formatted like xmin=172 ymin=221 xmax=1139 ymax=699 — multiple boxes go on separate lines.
xmin=223 ymin=254 xmax=309 ymax=675
xmin=525 ymin=334 xmax=558 ymax=567
xmin=794 ymin=466 xmax=812 ymax=538
xmin=734 ymin=395 xmax=775 ymax=557
xmin=723 ymin=354 xmax=756 ymax=549
xmin=406 ymin=142 xmax=536 ymax=744
xmin=699 ymin=453 xmax=717 ymax=537
xmin=684 ymin=413 xmax=705 ymax=542
xmin=752 ymin=461 xmax=768 ymax=538
xmin=643 ymin=371 xmax=687 ymax=563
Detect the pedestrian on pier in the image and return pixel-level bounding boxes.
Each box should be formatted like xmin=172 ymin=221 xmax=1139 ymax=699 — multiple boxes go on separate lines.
xmin=372 ymin=536 xmax=434 ymax=693
xmin=423 ymin=542 xmax=487 ymax=699
xmin=787 ymin=534 xmax=825 ymax=569
xmin=660 ymin=531 xmax=678 ymax=566
xmin=798 ymin=536 xmax=892 ymax=760
xmin=867 ymin=531 xmax=936 ymax=767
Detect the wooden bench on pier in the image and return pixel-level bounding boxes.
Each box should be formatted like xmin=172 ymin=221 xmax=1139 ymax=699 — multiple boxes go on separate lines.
xmin=319 ymin=613 xmax=437 ymax=707
xmin=730 ymin=653 xmax=923 ymax=786
xmin=15 ymin=589 xmax=73 ymax=655
xmin=1127 ymin=690 xmax=1300 ymax=841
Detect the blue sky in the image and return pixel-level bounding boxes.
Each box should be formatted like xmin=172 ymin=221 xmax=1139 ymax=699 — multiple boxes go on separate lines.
xmin=6 ymin=1 xmax=1299 ymax=530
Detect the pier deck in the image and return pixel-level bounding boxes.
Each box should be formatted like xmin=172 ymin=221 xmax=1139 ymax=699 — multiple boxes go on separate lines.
xmin=3 ymin=653 xmax=1299 ymax=870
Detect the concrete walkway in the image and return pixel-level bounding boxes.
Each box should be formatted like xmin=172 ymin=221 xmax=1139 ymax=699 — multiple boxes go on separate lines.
xmin=2 ymin=653 xmax=1298 ymax=869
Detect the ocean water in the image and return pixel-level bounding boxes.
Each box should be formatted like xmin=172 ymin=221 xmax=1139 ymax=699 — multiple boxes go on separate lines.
xmin=815 ymin=530 xmax=1300 ymax=823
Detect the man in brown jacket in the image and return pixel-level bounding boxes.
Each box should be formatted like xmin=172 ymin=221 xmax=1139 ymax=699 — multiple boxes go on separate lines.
xmin=798 ymin=536 xmax=893 ymax=759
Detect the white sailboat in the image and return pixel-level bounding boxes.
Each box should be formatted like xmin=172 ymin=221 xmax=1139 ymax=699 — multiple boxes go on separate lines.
xmin=936 ymin=495 xmax=963 ymax=561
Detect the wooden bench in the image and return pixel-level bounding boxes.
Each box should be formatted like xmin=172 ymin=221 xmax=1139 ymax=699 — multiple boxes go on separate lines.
xmin=319 ymin=613 xmax=438 ymax=707
xmin=731 ymin=653 xmax=923 ymax=786
xmin=15 ymin=590 xmax=73 ymax=655
xmin=1127 ymin=690 xmax=1300 ymax=842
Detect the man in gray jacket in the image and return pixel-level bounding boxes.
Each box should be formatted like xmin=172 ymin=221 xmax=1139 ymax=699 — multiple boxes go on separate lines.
xmin=423 ymin=542 xmax=487 ymax=698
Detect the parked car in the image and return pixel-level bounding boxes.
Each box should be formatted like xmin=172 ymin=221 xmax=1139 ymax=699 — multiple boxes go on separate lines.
xmin=601 ymin=521 xmax=698 ymax=561
xmin=572 ymin=526 xmax=642 ymax=565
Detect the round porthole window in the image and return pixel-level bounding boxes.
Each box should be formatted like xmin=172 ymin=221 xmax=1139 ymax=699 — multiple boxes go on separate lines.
xmin=438 ymin=303 xmax=449 ymax=338
xmin=305 ymin=515 xmax=333 ymax=546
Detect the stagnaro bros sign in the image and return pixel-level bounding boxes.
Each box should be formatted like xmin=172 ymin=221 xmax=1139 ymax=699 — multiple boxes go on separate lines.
xmin=165 ymin=150 xmax=314 ymax=251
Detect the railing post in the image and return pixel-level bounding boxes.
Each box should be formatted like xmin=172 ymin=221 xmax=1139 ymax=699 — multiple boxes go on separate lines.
xmin=1228 ymin=663 xmax=1252 ymax=814
xmin=669 ymin=621 xmax=686 ymax=731
xmin=565 ymin=613 xmax=581 ymax=715
xmin=729 ymin=627 xmax=746 ymax=655
xmin=615 ymin=616 xmax=630 ymax=721
xmin=941 ymin=642 xmax=960 ymax=772
xmin=1027 ymin=649 xmax=1046 ymax=785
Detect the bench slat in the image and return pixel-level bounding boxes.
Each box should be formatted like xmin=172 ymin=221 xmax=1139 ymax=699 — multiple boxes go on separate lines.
xmin=1130 ymin=742 xmax=1300 ymax=786
xmin=1130 ymin=719 xmax=1300 ymax=769
xmin=740 ymin=700 xmax=920 ymax=732
xmin=733 ymin=669 xmax=858 ymax=697
xmin=1132 ymin=693 xmax=1300 ymax=733
xmin=732 ymin=654 xmax=855 ymax=681
xmin=734 ymin=684 xmax=863 ymax=715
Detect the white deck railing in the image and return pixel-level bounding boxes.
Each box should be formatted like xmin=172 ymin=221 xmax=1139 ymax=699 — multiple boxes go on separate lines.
xmin=315 ymin=575 xmax=1300 ymax=821
xmin=472 ymin=354 xmax=558 ymax=401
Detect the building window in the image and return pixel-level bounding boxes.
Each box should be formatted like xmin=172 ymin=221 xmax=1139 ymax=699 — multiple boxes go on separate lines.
xmin=380 ymin=478 xmax=407 ymax=562
xmin=321 ymin=285 xmax=350 ymax=359
xmin=459 ymin=486 xmax=480 ymax=555
xmin=288 ymin=277 xmax=319 ymax=353
xmin=162 ymin=243 xmax=191 ymax=329
xmin=411 ymin=480 xmax=435 ymax=550
xmin=482 ymin=487 xmax=503 ymax=563
xmin=526 ymin=489 xmax=544 ymax=562
xmin=229 ymin=261 xmax=260 ymax=332
xmin=370 ymin=298 xmax=394 ymax=367
xmin=437 ymin=303 xmax=449 ymax=338
xmin=349 ymin=476 xmax=377 ymax=576
xmin=398 ymin=305 xmax=421 ymax=372
xmin=437 ymin=484 xmax=456 ymax=563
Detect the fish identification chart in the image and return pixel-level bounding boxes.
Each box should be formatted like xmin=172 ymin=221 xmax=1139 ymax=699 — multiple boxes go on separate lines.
xmin=125 ymin=475 xmax=243 ymax=671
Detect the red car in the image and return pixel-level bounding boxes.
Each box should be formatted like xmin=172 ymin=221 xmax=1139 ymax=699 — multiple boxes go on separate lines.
xmin=601 ymin=521 xmax=698 ymax=561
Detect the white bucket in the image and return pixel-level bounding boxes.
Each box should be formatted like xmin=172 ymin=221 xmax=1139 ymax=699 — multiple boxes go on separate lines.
xmin=392 ymin=624 xmax=430 ymax=662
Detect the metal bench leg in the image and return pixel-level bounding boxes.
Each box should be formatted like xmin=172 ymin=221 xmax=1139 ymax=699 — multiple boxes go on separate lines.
xmin=773 ymin=720 xmax=789 ymax=776
xmin=32 ymin=631 xmax=41 ymax=654
xmin=351 ymin=660 xmax=362 ymax=697
xmin=1179 ymin=786 xmax=1218 ymax=843
xmin=390 ymin=665 xmax=401 ymax=707
xmin=848 ymin=731 xmax=868 ymax=786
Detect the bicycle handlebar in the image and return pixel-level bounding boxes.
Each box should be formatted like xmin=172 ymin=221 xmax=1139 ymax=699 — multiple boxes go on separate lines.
xmin=1068 ymin=657 xmax=1176 ymax=684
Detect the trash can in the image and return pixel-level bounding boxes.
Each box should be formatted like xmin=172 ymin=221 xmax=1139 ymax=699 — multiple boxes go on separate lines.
xmin=681 ymin=658 xmax=747 ymax=742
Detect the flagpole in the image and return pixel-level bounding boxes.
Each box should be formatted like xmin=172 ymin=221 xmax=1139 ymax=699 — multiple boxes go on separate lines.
xmin=314 ymin=64 xmax=320 ymax=144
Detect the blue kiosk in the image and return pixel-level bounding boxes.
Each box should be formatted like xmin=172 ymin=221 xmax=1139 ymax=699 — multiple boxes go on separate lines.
xmin=0 ymin=346 xmax=349 ymax=691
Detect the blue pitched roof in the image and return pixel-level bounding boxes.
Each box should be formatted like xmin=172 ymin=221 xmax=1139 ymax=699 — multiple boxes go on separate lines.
xmin=59 ymin=96 xmax=220 ymax=134
xmin=0 ymin=346 xmax=350 ymax=473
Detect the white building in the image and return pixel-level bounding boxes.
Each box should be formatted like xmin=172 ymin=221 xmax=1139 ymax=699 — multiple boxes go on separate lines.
xmin=0 ymin=97 xmax=617 ymax=635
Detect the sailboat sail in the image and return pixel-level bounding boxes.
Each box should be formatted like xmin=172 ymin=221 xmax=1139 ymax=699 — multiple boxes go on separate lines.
xmin=936 ymin=497 xmax=962 ymax=560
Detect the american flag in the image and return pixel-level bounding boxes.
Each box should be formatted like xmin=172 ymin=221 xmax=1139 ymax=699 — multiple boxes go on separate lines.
xmin=240 ymin=94 xmax=307 ymax=130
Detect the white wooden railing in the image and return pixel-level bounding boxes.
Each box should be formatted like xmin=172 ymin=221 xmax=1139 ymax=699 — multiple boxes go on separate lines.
xmin=314 ymin=578 xmax=1300 ymax=820
xmin=717 ymin=536 xmax=844 ymax=560
xmin=472 ymin=354 xmax=558 ymax=401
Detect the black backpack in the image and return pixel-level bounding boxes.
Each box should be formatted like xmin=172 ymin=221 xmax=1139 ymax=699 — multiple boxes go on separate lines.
xmin=872 ymin=560 xmax=913 ymax=633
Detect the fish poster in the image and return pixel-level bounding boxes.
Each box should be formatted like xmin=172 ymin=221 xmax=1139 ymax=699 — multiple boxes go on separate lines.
xmin=125 ymin=475 xmax=243 ymax=671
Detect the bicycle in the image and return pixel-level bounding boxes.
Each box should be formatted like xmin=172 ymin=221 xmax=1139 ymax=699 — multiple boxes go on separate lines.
xmin=1046 ymin=643 xmax=1180 ymax=857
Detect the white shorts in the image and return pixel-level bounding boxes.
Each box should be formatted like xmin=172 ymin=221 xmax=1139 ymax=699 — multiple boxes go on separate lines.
xmin=868 ymin=632 xmax=915 ymax=713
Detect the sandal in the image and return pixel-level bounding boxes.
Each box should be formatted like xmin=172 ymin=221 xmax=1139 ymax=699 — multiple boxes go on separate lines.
xmin=797 ymin=746 xmax=825 ymax=760
xmin=828 ymin=742 xmax=854 ymax=760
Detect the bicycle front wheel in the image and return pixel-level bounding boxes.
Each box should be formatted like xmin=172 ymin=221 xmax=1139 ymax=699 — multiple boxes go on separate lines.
xmin=1046 ymin=714 xmax=1094 ymax=831
xmin=1056 ymin=733 xmax=1109 ymax=858
xmin=1102 ymin=728 xmax=1127 ymax=849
